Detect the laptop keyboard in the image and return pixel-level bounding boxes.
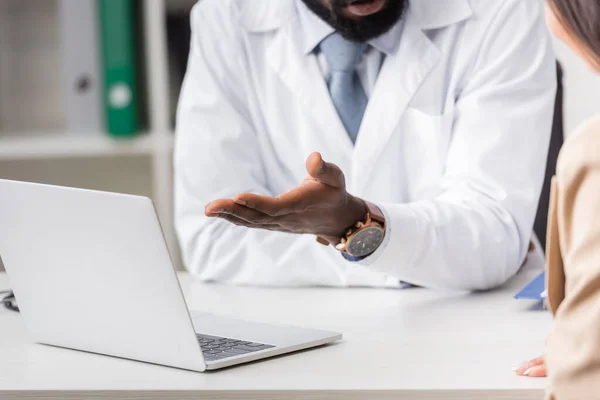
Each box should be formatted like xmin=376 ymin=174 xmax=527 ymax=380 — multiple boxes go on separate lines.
xmin=196 ymin=333 xmax=276 ymax=362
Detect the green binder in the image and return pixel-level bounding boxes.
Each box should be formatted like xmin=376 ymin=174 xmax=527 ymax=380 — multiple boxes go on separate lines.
xmin=98 ymin=0 xmax=138 ymax=137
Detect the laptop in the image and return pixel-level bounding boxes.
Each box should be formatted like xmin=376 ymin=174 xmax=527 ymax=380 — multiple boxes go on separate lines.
xmin=0 ymin=179 xmax=341 ymax=371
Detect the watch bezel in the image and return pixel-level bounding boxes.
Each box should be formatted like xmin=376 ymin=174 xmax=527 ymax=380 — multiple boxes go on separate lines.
xmin=345 ymin=224 xmax=385 ymax=257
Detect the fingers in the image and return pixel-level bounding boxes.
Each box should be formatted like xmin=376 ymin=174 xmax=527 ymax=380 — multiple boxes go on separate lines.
xmin=302 ymin=175 xmax=318 ymax=184
xmin=206 ymin=200 xmax=293 ymax=232
xmin=522 ymin=365 xmax=547 ymax=377
xmin=305 ymin=152 xmax=323 ymax=178
xmin=234 ymin=181 xmax=330 ymax=216
xmin=513 ymin=356 xmax=546 ymax=377
xmin=513 ymin=355 xmax=544 ymax=374
xmin=205 ymin=199 xmax=232 ymax=215
xmin=206 ymin=199 xmax=273 ymax=224
xmin=305 ymin=152 xmax=345 ymax=189
xmin=217 ymin=214 xmax=291 ymax=232
xmin=232 ymin=193 xmax=294 ymax=217
xmin=231 ymin=153 xmax=345 ymax=216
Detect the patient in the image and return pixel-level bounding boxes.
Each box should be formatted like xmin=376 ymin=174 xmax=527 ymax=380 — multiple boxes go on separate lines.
xmin=514 ymin=0 xmax=600 ymax=398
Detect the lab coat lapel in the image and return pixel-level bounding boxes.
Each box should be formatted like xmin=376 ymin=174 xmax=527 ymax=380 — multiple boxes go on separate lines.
xmin=351 ymin=17 xmax=441 ymax=192
xmin=266 ymin=16 xmax=355 ymax=160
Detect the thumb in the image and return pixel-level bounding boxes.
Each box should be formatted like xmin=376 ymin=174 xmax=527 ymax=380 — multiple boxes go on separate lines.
xmin=305 ymin=152 xmax=345 ymax=189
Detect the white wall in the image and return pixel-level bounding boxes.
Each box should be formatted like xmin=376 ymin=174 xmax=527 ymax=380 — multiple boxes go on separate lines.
xmin=552 ymin=37 xmax=600 ymax=134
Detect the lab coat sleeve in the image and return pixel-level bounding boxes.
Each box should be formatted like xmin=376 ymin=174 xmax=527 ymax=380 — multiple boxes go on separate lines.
xmin=174 ymin=3 xmax=357 ymax=286
xmin=366 ymin=0 xmax=556 ymax=290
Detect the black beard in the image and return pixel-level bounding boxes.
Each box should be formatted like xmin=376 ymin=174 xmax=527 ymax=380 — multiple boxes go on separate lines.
xmin=301 ymin=0 xmax=406 ymax=42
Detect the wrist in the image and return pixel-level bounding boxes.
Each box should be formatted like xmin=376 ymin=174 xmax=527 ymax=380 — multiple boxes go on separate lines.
xmin=336 ymin=200 xmax=386 ymax=258
xmin=347 ymin=195 xmax=369 ymax=228
xmin=334 ymin=195 xmax=368 ymax=239
xmin=318 ymin=196 xmax=367 ymax=245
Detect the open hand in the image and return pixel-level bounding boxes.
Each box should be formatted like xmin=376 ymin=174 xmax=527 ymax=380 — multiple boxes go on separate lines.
xmin=205 ymin=152 xmax=367 ymax=244
xmin=513 ymin=355 xmax=547 ymax=377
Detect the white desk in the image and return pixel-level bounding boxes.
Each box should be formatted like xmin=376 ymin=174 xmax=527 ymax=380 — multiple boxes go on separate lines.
xmin=0 ymin=263 xmax=551 ymax=400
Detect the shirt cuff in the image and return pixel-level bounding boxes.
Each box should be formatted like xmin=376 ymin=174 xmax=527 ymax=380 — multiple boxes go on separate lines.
xmin=340 ymin=203 xmax=392 ymax=265
xmin=341 ymin=252 xmax=364 ymax=262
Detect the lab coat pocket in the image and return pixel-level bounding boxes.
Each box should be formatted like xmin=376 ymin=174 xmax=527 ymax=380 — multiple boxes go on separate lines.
xmin=401 ymin=107 xmax=454 ymax=197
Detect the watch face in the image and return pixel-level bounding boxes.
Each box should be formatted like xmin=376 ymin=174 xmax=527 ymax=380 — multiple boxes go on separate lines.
xmin=347 ymin=226 xmax=385 ymax=257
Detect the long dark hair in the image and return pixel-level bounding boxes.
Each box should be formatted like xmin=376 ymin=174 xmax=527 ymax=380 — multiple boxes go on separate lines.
xmin=547 ymin=0 xmax=600 ymax=60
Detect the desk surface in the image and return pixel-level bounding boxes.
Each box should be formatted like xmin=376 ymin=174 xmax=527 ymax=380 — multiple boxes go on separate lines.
xmin=0 ymin=262 xmax=550 ymax=400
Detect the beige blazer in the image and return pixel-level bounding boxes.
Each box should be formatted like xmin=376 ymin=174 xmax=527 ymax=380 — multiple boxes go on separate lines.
xmin=545 ymin=116 xmax=600 ymax=400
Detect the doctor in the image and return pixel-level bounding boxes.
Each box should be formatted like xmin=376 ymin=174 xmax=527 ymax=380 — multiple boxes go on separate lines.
xmin=175 ymin=0 xmax=556 ymax=289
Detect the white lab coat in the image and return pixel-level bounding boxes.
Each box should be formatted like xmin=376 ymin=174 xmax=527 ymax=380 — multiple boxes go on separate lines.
xmin=174 ymin=0 xmax=556 ymax=290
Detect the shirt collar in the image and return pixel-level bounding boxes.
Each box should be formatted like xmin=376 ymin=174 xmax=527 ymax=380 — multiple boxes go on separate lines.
xmin=296 ymin=0 xmax=334 ymax=55
xmin=295 ymin=0 xmax=403 ymax=56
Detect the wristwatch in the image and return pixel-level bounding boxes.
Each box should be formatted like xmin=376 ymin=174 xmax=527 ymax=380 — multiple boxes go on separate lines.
xmin=335 ymin=201 xmax=385 ymax=258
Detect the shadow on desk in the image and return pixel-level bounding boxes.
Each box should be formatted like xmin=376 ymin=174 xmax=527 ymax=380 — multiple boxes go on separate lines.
xmin=389 ymin=269 xmax=549 ymax=339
